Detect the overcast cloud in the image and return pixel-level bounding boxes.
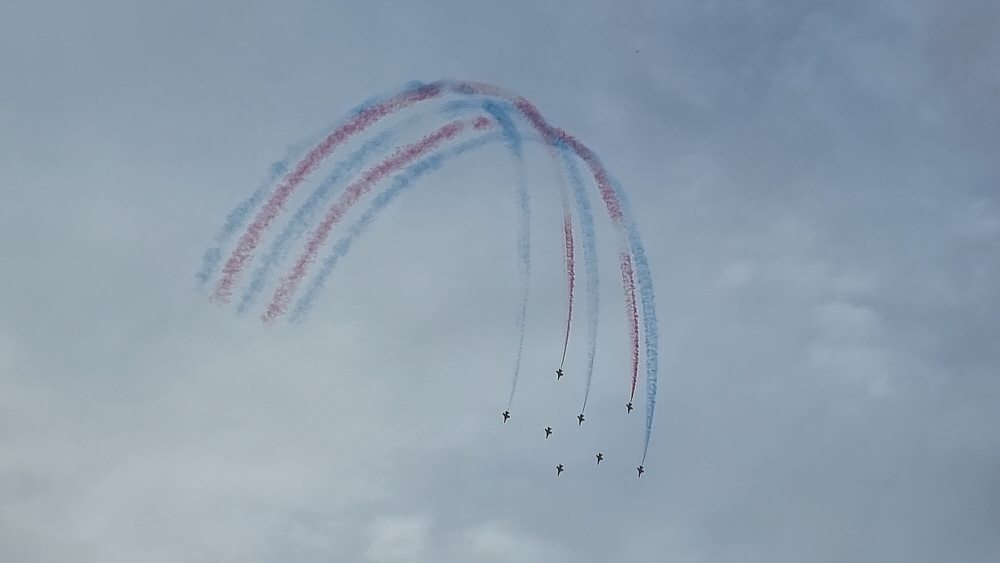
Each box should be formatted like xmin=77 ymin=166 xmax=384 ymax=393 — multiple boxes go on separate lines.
xmin=2 ymin=1 xmax=998 ymax=562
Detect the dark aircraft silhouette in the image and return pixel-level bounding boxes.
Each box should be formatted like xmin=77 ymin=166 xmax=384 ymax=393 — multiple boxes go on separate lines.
xmin=596 ymin=453 xmax=604 ymax=464
xmin=502 ymin=411 xmax=510 ymax=423
xmin=577 ymin=413 xmax=585 ymax=425
xmin=626 ymin=402 xmax=633 ymax=413
xmin=556 ymin=464 xmax=564 ymax=476
xmin=637 ymin=465 xmax=644 ymax=477
xmin=556 ymin=368 xmax=564 ymax=380
xmin=544 ymin=426 xmax=553 ymax=438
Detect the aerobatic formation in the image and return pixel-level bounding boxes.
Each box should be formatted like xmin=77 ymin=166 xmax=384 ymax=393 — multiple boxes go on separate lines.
xmin=198 ymin=80 xmax=660 ymax=472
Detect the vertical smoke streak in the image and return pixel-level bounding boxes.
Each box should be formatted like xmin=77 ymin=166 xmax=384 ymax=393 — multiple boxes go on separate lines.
xmin=262 ymin=120 xmax=467 ymax=322
xmin=480 ymin=101 xmax=530 ymax=412
xmin=620 ymin=250 xmax=640 ymax=401
xmin=214 ymin=82 xmax=444 ymax=302
xmin=557 ymin=145 xmax=600 ymax=412
xmin=558 ymin=185 xmax=575 ymax=370
xmin=289 ymin=131 xmax=504 ymax=321
xmin=235 ymin=130 xmax=395 ymax=313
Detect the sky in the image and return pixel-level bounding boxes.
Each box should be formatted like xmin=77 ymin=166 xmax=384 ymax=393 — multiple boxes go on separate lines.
xmin=1 ymin=0 xmax=998 ymax=561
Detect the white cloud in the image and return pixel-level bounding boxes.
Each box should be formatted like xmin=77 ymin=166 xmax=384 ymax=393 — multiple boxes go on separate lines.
xmin=365 ymin=515 xmax=432 ymax=563
xmin=461 ymin=521 xmax=570 ymax=563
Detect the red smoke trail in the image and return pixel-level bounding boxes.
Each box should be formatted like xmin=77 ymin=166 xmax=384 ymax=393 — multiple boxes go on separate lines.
xmin=262 ymin=120 xmax=467 ymax=322
xmin=545 ymin=140 xmax=575 ymax=371
xmin=559 ymin=209 xmax=575 ymax=368
xmin=620 ymin=251 xmax=640 ymax=400
xmin=213 ymin=83 xmax=443 ymax=302
xmin=451 ymin=82 xmax=626 ymax=228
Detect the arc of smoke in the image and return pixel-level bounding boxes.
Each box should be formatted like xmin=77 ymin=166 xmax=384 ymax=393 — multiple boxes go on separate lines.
xmin=557 ymin=145 xmax=600 ymax=412
xmin=263 ymin=119 xmax=468 ymax=322
xmin=214 ymin=82 xmax=444 ymax=302
xmin=235 ymin=130 xmax=396 ymax=313
xmin=289 ymin=130 xmax=506 ymax=321
xmin=197 ymin=83 xmax=420 ymax=288
xmin=203 ymin=79 xmax=658 ymax=460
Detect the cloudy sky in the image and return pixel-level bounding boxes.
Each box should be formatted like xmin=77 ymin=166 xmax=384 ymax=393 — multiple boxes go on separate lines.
xmin=2 ymin=1 xmax=998 ymax=561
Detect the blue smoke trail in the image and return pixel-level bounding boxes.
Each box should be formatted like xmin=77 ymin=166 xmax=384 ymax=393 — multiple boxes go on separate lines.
xmin=481 ymin=101 xmax=531 ymax=411
xmin=288 ymin=131 xmax=507 ymax=322
xmin=609 ymin=179 xmax=659 ymax=463
xmin=235 ymin=129 xmax=396 ymax=313
xmin=556 ymin=143 xmax=600 ymax=413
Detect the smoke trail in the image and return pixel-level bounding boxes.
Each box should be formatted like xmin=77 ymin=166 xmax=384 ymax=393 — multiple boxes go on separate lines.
xmin=235 ymin=130 xmax=395 ymax=313
xmin=557 ymin=145 xmax=600 ymax=412
xmin=289 ymin=130 xmax=506 ymax=321
xmin=478 ymin=101 xmax=531 ymax=412
xmin=557 ymin=178 xmax=575 ymax=370
xmin=609 ymin=180 xmax=659 ymax=463
xmin=197 ymin=84 xmax=422 ymax=288
xmin=620 ymin=250 xmax=640 ymax=402
xmin=214 ymin=82 xmax=444 ymax=302
xmin=262 ymin=120 xmax=467 ymax=322
xmin=196 ymin=158 xmax=290 ymax=287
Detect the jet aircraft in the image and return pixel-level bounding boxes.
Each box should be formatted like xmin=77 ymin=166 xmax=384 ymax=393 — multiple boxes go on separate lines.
xmin=596 ymin=453 xmax=604 ymax=464
xmin=544 ymin=426 xmax=553 ymax=438
xmin=626 ymin=402 xmax=633 ymax=413
xmin=556 ymin=464 xmax=564 ymax=476
xmin=577 ymin=413 xmax=585 ymax=425
xmin=637 ymin=465 xmax=644 ymax=477
xmin=556 ymin=368 xmax=564 ymax=380
xmin=502 ymin=411 xmax=510 ymax=423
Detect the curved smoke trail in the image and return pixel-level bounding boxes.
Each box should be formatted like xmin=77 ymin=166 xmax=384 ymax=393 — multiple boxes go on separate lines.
xmin=263 ymin=119 xmax=469 ymax=322
xmin=479 ymin=101 xmax=531 ymax=412
xmin=198 ymin=83 xmax=423 ymax=288
xmin=196 ymin=158 xmax=290 ymax=287
xmin=214 ymin=82 xmax=444 ymax=302
xmin=236 ymin=130 xmax=396 ymax=313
